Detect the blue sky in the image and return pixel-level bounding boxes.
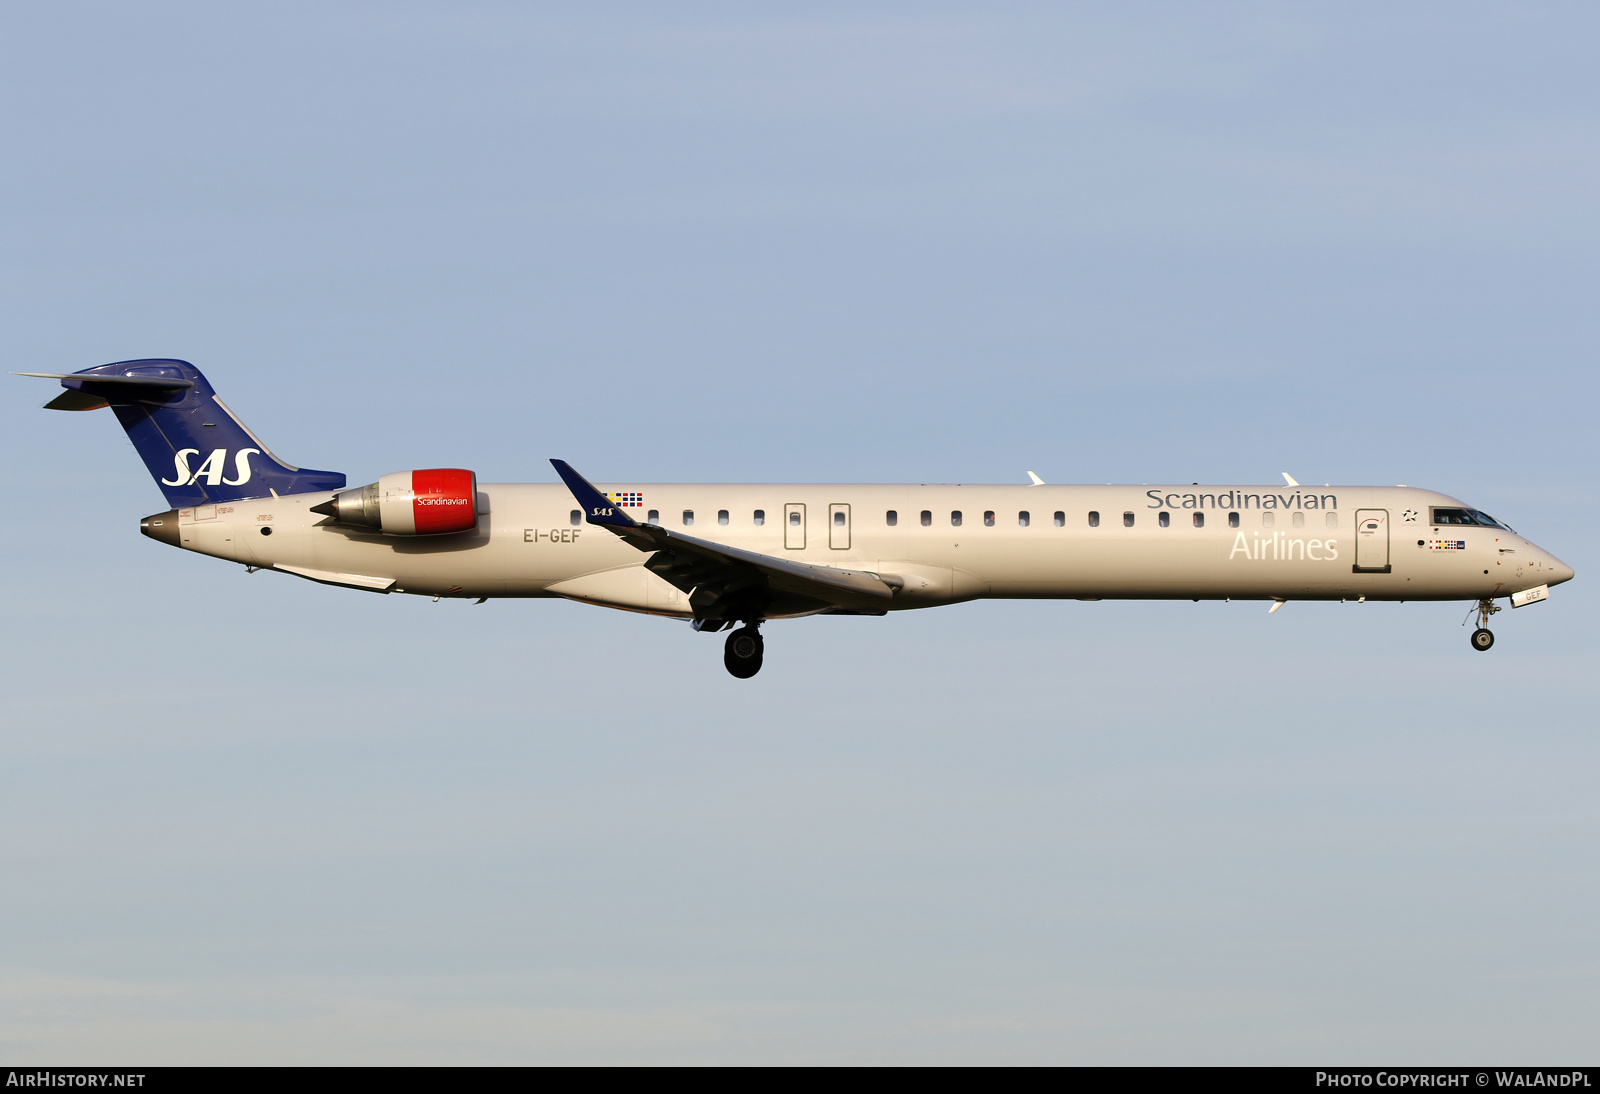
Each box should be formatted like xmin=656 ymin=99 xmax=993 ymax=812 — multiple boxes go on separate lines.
xmin=2 ymin=2 xmax=1597 ymax=1063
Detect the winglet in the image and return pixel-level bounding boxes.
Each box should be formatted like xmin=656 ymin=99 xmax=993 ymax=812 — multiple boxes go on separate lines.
xmin=1282 ymin=472 xmax=1300 ymax=487
xmin=550 ymin=459 xmax=641 ymax=530
xmin=1027 ymin=471 xmax=1045 ymax=486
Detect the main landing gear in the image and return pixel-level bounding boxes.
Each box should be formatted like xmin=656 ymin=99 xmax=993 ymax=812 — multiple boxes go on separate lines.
xmin=723 ymin=625 xmax=764 ymax=679
xmin=1469 ymin=598 xmax=1500 ymax=652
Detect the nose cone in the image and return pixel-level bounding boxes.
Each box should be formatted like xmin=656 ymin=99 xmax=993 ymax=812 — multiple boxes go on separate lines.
xmin=1548 ymin=554 xmax=1575 ymax=586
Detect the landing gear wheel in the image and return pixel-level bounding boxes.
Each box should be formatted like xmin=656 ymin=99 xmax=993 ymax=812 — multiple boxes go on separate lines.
xmin=1466 ymin=598 xmax=1501 ymax=652
xmin=724 ymin=627 xmax=764 ymax=678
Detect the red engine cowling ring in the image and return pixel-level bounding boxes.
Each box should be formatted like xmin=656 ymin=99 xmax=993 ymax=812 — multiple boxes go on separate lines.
xmin=409 ymin=468 xmax=478 ymax=535
xmin=371 ymin=468 xmax=478 ymax=535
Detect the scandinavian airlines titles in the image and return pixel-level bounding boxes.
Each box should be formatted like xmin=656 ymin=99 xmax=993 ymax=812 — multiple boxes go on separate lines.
xmin=1146 ymin=488 xmax=1338 ymax=510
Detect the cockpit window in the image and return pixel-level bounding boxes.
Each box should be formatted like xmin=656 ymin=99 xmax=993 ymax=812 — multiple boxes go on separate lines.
xmin=1431 ymin=507 xmax=1507 ymax=529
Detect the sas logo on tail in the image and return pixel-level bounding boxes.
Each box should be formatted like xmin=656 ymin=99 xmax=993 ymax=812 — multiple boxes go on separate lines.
xmin=161 ymin=447 xmax=261 ymax=487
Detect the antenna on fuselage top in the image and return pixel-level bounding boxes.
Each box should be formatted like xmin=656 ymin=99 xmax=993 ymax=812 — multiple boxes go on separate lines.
xmin=1027 ymin=471 xmax=1045 ymax=486
xmin=1281 ymin=472 xmax=1300 ymax=487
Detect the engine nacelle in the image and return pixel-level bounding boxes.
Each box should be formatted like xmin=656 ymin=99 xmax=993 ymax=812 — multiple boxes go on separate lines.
xmin=311 ymin=468 xmax=480 ymax=535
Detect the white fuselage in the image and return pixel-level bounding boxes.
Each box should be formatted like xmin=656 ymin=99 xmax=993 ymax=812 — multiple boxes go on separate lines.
xmin=169 ymin=482 xmax=1573 ymax=615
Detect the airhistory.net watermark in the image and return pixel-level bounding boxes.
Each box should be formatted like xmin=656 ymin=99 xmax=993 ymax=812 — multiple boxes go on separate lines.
xmin=5 ymin=1076 xmax=145 ymax=1088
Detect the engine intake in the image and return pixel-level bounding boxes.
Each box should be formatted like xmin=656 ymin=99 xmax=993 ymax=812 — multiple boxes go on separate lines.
xmin=311 ymin=468 xmax=479 ymax=535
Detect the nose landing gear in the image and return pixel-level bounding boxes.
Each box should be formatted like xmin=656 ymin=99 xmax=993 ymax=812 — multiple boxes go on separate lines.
xmin=724 ymin=625 xmax=764 ymax=678
xmin=1468 ymin=598 xmax=1500 ymax=652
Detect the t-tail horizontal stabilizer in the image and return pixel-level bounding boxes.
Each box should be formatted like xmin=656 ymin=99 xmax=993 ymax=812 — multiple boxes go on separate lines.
xmin=17 ymin=370 xmax=195 ymax=412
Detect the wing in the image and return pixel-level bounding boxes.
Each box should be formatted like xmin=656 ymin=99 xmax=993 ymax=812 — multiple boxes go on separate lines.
xmin=551 ymin=459 xmax=896 ymax=624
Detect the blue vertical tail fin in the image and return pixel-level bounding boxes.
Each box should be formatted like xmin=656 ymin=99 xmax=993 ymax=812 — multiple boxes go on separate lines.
xmin=21 ymin=359 xmax=345 ymax=507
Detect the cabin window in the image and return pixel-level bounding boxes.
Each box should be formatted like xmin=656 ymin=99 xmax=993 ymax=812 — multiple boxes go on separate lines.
xmin=1055 ymin=511 xmax=1066 ymax=527
xmin=1124 ymin=512 xmax=1135 ymax=527
xmin=1325 ymin=511 xmax=1337 ymax=528
xmin=647 ymin=510 xmax=659 ymax=525
xmin=1262 ymin=512 xmax=1276 ymax=528
xmin=683 ymin=510 xmax=694 ymax=526
xmin=570 ymin=510 xmax=581 ymax=526
xmin=834 ymin=511 xmax=846 ymax=526
xmin=1018 ymin=511 xmax=1030 ymax=527
xmin=1158 ymin=511 xmax=1170 ymax=528
xmin=951 ymin=511 xmax=963 ymax=527
xmin=718 ymin=510 xmax=729 ymax=526
xmin=754 ymin=509 xmax=765 ymax=525
xmin=1292 ymin=511 xmax=1305 ymax=528
xmin=789 ymin=511 xmax=801 ymax=526
xmin=1088 ymin=511 xmax=1099 ymax=527
xmin=921 ymin=510 xmax=932 ymax=527
xmin=886 ymin=510 xmax=898 ymax=526
xmin=1228 ymin=511 xmax=1239 ymax=528
xmin=1193 ymin=512 xmax=1204 ymax=528
xmin=984 ymin=511 xmax=995 ymax=527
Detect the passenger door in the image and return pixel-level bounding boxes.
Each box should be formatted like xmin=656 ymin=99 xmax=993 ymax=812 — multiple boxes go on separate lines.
xmin=829 ymin=503 xmax=850 ymax=550
xmin=1354 ymin=509 xmax=1390 ymax=573
xmin=784 ymin=503 xmax=806 ymax=550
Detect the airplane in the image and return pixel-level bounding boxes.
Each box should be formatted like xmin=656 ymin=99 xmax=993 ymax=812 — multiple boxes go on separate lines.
xmin=20 ymin=359 xmax=1575 ymax=678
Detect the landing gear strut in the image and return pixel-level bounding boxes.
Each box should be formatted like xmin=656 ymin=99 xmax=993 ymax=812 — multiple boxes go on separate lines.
xmin=724 ymin=625 xmax=764 ymax=679
xmin=1469 ymin=598 xmax=1500 ymax=652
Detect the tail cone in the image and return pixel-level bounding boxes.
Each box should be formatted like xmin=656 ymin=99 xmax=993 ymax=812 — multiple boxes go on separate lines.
xmin=140 ymin=509 xmax=180 ymax=547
